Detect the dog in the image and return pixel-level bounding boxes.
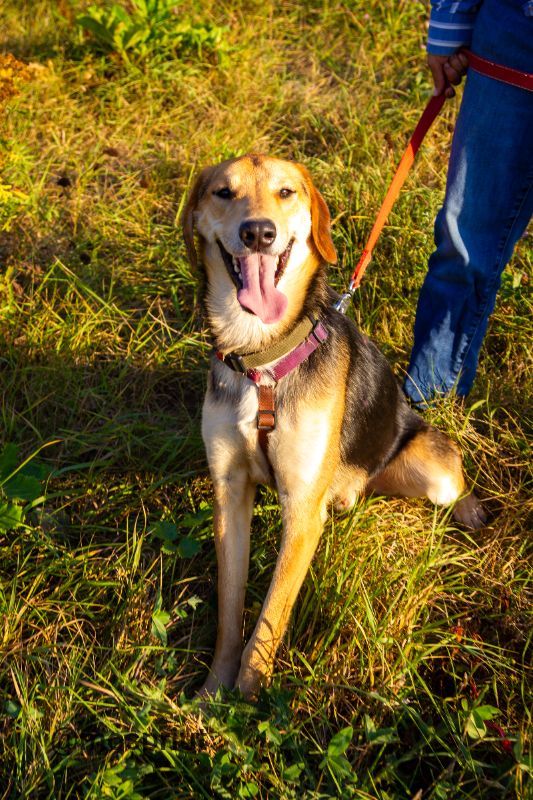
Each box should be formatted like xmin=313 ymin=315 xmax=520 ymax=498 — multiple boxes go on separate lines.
xmin=182 ymin=153 xmax=486 ymax=700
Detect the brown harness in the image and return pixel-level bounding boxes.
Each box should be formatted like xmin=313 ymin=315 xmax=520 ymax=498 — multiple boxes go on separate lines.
xmin=257 ymin=384 xmax=276 ymax=466
xmin=216 ymin=317 xmax=329 ymax=472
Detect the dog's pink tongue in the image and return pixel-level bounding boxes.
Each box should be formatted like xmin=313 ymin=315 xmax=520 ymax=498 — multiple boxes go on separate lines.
xmin=237 ymin=253 xmax=287 ymax=324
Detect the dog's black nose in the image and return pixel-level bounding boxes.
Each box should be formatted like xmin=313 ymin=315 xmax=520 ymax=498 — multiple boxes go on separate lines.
xmin=239 ymin=219 xmax=277 ymax=251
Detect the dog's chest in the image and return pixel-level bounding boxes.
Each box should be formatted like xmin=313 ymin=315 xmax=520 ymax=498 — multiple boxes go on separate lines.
xmin=234 ymin=379 xmax=261 ymax=433
xmin=203 ymin=363 xmax=342 ymax=493
xmin=202 ymin=368 xmax=273 ymax=483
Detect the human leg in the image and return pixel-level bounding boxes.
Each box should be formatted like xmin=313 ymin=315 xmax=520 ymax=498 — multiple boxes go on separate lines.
xmin=405 ymin=2 xmax=533 ymax=403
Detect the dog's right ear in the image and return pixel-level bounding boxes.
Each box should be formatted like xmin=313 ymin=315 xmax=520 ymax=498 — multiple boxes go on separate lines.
xmin=181 ymin=166 xmax=214 ymax=269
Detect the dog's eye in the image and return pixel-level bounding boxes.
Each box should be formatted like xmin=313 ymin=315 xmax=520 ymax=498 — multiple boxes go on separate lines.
xmin=213 ymin=187 xmax=234 ymax=199
xmin=279 ymin=188 xmax=295 ymax=199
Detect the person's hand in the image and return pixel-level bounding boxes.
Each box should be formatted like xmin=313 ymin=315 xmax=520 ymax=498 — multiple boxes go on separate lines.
xmin=428 ymin=52 xmax=469 ymax=97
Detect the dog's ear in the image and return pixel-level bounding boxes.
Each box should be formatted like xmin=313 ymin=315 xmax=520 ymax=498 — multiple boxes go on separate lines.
xmin=296 ymin=164 xmax=337 ymax=264
xmin=181 ymin=166 xmax=215 ymax=269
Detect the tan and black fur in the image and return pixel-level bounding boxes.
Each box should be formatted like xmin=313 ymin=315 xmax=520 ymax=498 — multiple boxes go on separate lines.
xmin=182 ymin=154 xmax=486 ymax=700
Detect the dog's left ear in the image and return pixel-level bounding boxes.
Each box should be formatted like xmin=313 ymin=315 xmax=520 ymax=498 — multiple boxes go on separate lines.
xmin=181 ymin=166 xmax=215 ymax=269
xmin=297 ymin=164 xmax=337 ymax=264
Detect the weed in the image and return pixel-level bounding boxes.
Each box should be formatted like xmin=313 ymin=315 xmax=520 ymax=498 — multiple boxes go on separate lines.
xmin=76 ymin=0 xmax=230 ymax=67
xmin=0 ymin=54 xmax=32 ymax=231
xmin=0 ymin=52 xmax=31 ymax=103
xmin=0 ymin=443 xmax=53 ymax=531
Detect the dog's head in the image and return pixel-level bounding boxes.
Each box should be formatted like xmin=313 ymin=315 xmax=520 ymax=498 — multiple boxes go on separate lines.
xmin=182 ymin=154 xmax=336 ymax=330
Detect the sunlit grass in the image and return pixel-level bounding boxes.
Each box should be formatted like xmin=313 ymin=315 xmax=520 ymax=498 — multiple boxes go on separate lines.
xmin=0 ymin=1 xmax=531 ymax=797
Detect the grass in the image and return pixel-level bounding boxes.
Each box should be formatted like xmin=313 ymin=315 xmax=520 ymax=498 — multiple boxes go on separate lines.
xmin=0 ymin=0 xmax=531 ymax=797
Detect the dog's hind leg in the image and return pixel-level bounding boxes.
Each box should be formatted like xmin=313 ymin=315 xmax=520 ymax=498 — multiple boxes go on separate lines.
xmin=367 ymin=425 xmax=487 ymax=529
xmin=198 ymin=469 xmax=256 ymax=697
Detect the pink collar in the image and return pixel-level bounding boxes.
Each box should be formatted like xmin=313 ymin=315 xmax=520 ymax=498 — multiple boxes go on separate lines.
xmin=216 ymin=319 xmax=328 ymax=384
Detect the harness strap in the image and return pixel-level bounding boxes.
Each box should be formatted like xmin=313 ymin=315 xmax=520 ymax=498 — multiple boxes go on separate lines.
xmin=269 ymin=321 xmax=328 ymax=380
xmin=215 ymin=321 xmax=329 ymax=474
xmin=257 ymin=384 xmax=276 ymax=431
xmin=257 ymin=384 xmax=275 ymax=467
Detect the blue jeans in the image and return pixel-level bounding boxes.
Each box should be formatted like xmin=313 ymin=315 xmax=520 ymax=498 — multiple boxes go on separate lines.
xmin=404 ymin=0 xmax=533 ymax=404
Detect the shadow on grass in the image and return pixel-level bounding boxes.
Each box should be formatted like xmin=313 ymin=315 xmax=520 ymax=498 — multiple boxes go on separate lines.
xmin=0 ymin=345 xmax=206 ymax=476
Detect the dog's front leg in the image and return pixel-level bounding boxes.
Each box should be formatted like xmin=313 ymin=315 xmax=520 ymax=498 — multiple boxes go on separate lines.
xmin=235 ymin=487 xmax=329 ymax=699
xmin=199 ymin=468 xmax=255 ymax=696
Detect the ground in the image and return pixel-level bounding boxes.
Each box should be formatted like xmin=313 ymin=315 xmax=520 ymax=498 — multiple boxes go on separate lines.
xmin=0 ymin=1 xmax=531 ymax=798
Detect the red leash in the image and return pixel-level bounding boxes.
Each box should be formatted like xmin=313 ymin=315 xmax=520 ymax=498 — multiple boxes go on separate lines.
xmin=335 ymin=49 xmax=533 ymax=313
xmin=465 ymin=48 xmax=533 ymax=93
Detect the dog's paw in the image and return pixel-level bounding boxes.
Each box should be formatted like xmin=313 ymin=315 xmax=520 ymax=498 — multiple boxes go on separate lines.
xmin=193 ymin=674 xmax=233 ymax=714
xmin=235 ymin=663 xmax=268 ymax=701
xmin=453 ymin=492 xmax=488 ymax=529
xmin=196 ymin=652 xmax=242 ymax=699
xmin=194 ymin=665 xmax=235 ymax=705
xmin=195 ymin=683 xmax=217 ymax=702
xmin=333 ymin=493 xmax=356 ymax=513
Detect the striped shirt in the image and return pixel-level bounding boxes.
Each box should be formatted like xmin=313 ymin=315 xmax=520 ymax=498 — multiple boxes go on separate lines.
xmin=427 ymin=0 xmax=481 ymax=55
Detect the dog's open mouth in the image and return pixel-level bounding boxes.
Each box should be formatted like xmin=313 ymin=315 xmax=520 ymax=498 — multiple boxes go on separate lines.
xmin=217 ymin=240 xmax=292 ymax=324
xmin=217 ymin=239 xmax=293 ymax=290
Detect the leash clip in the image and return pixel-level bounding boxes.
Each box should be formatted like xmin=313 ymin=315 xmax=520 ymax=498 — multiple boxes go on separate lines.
xmin=333 ymin=290 xmax=354 ymax=315
xmin=334 ymin=277 xmax=359 ymax=314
